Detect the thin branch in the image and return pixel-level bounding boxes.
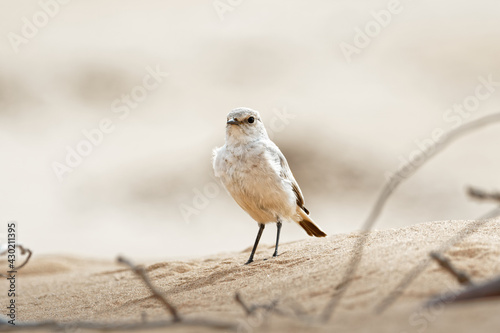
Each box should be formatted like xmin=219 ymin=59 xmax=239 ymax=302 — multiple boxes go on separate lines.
xmin=14 ymin=245 xmax=33 ymax=271
xmin=235 ymin=292 xmax=252 ymax=315
xmin=429 ymin=251 xmax=473 ymax=286
xmin=0 ymin=244 xmax=33 ymax=278
xmin=468 ymin=186 xmax=500 ymax=203
xmin=0 ymin=318 xmax=236 ymax=331
xmin=364 ymin=112 xmax=500 ymax=234
xmin=374 ymin=206 xmax=500 ymax=314
xmin=0 ymin=256 xmax=238 ymax=331
xmin=233 ymin=292 xmax=312 ymax=326
xmin=117 ymin=256 xmax=181 ymax=322
xmin=234 ymin=292 xmax=280 ymax=316
xmin=321 ymin=112 xmax=500 ymax=321
xmin=425 ymin=275 xmax=500 ymax=308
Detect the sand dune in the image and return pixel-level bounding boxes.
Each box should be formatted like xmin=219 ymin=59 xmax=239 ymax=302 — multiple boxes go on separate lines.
xmin=2 ymin=219 xmax=500 ymax=332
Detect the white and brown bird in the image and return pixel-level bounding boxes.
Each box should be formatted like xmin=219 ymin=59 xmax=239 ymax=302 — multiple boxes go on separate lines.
xmin=213 ymin=107 xmax=326 ymax=264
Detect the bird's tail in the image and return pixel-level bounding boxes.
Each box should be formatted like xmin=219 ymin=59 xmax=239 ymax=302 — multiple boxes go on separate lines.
xmin=297 ymin=208 xmax=327 ymax=237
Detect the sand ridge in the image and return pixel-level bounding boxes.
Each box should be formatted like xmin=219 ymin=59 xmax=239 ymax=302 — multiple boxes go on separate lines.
xmin=1 ymin=220 xmax=500 ymax=332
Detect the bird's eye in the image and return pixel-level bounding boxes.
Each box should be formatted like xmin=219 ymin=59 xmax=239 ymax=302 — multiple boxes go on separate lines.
xmin=247 ymin=117 xmax=255 ymax=124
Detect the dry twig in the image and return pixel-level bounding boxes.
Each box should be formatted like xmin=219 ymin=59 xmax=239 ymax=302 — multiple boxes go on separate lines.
xmin=234 ymin=292 xmax=318 ymax=329
xmin=321 ymin=112 xmax=500 ymax=321
xmin=375 ymin=208 xmax=500 ymax=313
xmin=0 ymin=318 xmax=235 ymax=331
xmin=468 ymin=186 xmax=500 ymax=203
xmin=425 ymin=275 xmax=500 ymax=308
xmin=0 ymin=244 xmax=33 ymax=278
xmin=234 ymin=292 xmax=279 ymax=316
xmin=424 ymin=252 xmax=500 ymax=308
xmin=374 ymin=205 xmax=500 ymax=313
xmin=0 ymin=256 xmax=238 ymax=331
xmin=429 ymin=251 xmax=473 ymax=286
xmin=117 ymin=256 xmax=180 ymax=322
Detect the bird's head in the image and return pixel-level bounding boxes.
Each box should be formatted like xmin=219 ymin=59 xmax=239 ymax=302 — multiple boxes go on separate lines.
xmin=225 ymin=107 xmax=268 ymax=144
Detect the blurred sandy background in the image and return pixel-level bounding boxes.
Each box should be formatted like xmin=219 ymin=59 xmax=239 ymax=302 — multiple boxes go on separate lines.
xmin=0 ymin=0 xmax=499 ymax=260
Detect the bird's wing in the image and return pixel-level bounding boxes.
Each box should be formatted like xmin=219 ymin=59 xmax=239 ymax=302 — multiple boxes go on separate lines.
xmin=212 ymin=145 xmax=224 ymax=178
xmin=265 ymin=142 xmax=310 ymax=214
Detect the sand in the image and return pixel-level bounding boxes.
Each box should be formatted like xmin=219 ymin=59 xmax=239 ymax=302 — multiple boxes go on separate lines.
xmin=2 ymin=219 xmax=500 ymax=332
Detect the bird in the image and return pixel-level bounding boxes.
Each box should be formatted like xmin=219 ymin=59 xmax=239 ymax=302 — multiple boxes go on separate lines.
xmin=212 ymin=107 xmax=326 ymax=264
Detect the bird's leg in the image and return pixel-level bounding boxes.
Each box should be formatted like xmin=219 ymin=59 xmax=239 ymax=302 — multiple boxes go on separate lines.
xmin=273 ymin=220 xmax=282 ymax=257
xmin=245 ymin=223 xmax=265 ymax=265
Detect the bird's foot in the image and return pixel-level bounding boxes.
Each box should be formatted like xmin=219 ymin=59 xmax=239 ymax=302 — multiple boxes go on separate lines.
xmin=244 ymin=259 xmax=254 ymax=265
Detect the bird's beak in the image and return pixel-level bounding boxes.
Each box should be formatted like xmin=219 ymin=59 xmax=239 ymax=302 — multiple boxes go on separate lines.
xmin=226 ymin=119 xmax=240 ymax=125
